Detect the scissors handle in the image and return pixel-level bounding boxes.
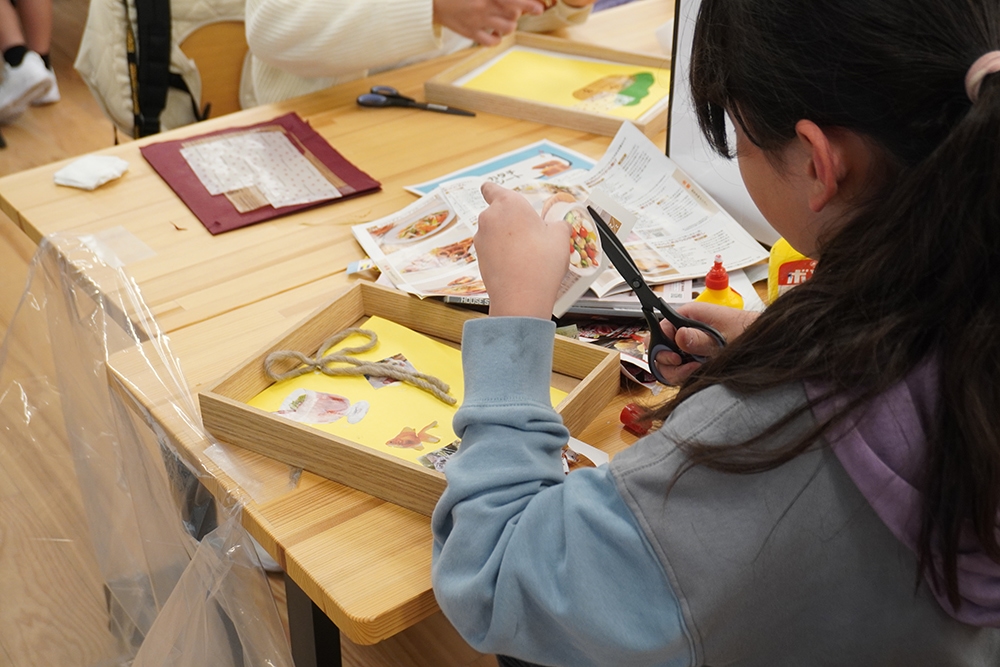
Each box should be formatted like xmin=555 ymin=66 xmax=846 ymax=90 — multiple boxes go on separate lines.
xmin=356 ymin=93 xmax=475 ymax=117
xmin=643 ymin=308 xmax=726 ymax=385
xmin=585 ymin=203 xmax=727 ymax=384
xmin=370 ymin=85 xmax=414 ymax=102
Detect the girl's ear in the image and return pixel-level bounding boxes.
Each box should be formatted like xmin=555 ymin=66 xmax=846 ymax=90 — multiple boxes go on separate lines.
xmin=794 ymin=120 xmax=848 ymax=213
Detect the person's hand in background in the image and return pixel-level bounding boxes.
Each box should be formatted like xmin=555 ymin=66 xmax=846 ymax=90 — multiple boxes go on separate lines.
xmin=433 ymin=0 xmax=546 ymax=45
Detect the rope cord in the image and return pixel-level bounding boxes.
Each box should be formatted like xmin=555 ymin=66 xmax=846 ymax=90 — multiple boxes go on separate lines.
xmin=264 ymin=328 xmax=456 ymax=405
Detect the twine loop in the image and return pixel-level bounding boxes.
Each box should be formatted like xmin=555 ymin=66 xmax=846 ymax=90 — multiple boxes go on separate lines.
xmin=264 ymin=328 xmax=456 ymax=405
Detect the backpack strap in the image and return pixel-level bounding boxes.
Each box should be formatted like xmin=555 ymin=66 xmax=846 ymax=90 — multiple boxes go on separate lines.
xmin=129 ymin=0 xmax=171 ymax=137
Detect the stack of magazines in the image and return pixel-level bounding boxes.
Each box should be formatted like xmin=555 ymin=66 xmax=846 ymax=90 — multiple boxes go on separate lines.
xmin=351 ymin=123 xmax=769 ymax=318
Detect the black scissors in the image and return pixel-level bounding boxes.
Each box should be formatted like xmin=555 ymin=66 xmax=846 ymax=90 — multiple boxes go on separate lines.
xmin=357 ymin=85 xmax=475 ymax=117
xmin=587 ymin=205 xmax=726 ymax=385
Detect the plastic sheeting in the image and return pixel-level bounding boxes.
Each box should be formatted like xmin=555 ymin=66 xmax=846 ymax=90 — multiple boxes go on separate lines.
xmin=0 ymin=234 xmax=296 ymax=667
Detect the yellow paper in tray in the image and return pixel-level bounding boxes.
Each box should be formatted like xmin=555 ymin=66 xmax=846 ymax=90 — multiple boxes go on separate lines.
xmin=247 ymin=316 xmax=568 ymax=468
xmin=458 ymin=47 xmax=670 ymax=121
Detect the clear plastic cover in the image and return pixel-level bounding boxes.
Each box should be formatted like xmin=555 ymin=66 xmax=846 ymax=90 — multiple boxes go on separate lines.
xmin=0 ymin=234 xmax=295 ymax=666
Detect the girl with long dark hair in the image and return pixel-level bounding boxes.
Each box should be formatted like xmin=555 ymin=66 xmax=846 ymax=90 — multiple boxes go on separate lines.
xmin=431 ymin=1 xmax=1000 ymax=664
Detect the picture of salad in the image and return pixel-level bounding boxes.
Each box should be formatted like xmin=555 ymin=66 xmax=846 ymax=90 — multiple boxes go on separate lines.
xmin=565 ymin=206 xmax=599 ymax=271
xmin=539 ymin=191 xmax=600 ymax=274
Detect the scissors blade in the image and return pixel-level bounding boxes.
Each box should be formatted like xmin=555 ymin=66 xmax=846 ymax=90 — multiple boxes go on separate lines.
xmin=587 ymin=206 xmax=664 ymax=312
xmin=586 ymin=205 xmax=727 ymax=375
xmin=413 ymin=102 xmax=476 ymax=117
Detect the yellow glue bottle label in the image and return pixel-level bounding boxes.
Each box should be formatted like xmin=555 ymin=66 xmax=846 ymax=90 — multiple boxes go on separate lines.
xmin=767 ymin=238 xmax=817 ymax=304
xmin=695 ymin=286 xmax=744 ymax=309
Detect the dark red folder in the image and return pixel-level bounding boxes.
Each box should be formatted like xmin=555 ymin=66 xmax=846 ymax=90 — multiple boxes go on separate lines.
xmin=141 ymin=113 xmax=381 ymax=235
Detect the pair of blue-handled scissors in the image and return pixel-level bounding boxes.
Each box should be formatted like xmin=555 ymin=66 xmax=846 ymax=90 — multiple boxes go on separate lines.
xmin=357 ymin=85 xmax=476 ymax=117
xmin=587 ymin=205 xmax=726 ymax=385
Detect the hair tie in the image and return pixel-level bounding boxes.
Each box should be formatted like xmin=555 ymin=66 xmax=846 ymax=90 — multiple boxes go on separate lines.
xmin=965 ymin=51 xmax=1000 ymax=102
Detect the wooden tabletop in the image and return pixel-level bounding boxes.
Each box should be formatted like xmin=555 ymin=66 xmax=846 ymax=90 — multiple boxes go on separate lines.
xmin=0 ymin=0 xmax=673 ymax=646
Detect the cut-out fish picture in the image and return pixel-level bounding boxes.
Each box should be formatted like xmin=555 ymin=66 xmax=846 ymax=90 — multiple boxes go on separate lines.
xmin=276 ymin=388 xmax=369 ymax=424
xmin=386 ymin=421 xmax=440 ymax=450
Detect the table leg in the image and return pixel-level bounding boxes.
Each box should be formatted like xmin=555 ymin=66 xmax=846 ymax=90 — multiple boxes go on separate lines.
xmin=285 ymin=573 xmax=342 ymax=667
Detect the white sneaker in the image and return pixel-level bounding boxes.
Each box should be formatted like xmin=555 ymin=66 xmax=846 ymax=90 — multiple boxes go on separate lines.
xmin=0 ymin=51 xmax=53 ymax=123
xmin=31 ymin=67 xmax=60 ymax=105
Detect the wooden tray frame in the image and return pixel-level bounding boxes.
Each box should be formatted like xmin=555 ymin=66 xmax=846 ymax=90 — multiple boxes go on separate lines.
xmin=199 ymin=282 xmax=621 ymax=516
xmin=424 ymin=32 xmax=670 ymax=138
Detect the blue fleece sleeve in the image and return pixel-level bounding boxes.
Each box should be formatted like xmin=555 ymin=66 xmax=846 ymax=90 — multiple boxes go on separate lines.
xmin=431 ymin=317 xmax=691 ymax=667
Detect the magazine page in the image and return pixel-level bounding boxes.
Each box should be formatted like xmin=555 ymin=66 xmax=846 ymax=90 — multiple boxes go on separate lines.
xmin=352 ymin=179 xmax=636 ymax=316
xmin=582 ymin=122 xmax=768 ymax=293
xmin=568 ymin=279 xmax=693 ymax=316
xmin=352 ymin=188 xmax=485 ymax=297
xmin=404 ymin=139 xmax=595 ymax=196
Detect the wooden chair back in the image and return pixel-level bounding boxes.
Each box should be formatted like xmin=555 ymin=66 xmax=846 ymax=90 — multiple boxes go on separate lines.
xmin=178 ymin=21 xmax=248 ymax=118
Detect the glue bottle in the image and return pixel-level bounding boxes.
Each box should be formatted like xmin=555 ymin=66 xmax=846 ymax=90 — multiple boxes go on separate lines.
xmin=766 ymin=238 xmax=817 ymax=304
xmin=694 ymin=255 xmax=744 ymax=309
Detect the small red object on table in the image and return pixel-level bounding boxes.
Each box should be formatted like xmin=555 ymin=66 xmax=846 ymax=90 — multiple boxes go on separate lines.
xmin=620 ymin=403 xmax=652 ymax=436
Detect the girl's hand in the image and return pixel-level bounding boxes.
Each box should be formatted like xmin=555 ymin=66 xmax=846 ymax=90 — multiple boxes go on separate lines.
xmin=476 ymin=182 xmax=571 ymax=320
xmin=651 ymin=302 xmax=759 ymax=385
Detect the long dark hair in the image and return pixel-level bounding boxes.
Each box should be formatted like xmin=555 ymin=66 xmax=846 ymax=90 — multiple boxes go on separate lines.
xmin=649 ymin=0 xmax=1000 ymax=608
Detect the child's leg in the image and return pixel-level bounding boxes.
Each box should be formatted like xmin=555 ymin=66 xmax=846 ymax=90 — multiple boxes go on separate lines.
xmin=12 ymin=0 xmax=51 ymax=56
xmin=0 ymin=0 xmax=53 ymax=121
xmin=0 ymin=1 xmax=26 ymax=52
xmin=9 ymin=0 xmax=57 ymax=105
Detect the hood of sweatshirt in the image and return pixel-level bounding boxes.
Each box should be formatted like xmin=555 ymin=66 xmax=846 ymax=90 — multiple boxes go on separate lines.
xmin=808 ymin=362 xmax=1000 ymax=627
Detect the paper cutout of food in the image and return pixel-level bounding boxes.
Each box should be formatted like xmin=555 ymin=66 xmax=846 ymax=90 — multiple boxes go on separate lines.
xmin=386 ymin=421 xmax=441 ymax=451
xmin=364 ymin=353 xmax=418 ymax=388
xmin=275 ymin=388 xmax=369 ymax=424
xmin=540 ymin=192 xmax=599 ymax=273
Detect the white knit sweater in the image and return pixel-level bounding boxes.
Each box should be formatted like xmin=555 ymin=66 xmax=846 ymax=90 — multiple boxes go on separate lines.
xmin=244 ymin=0 xmax=592 ymax=105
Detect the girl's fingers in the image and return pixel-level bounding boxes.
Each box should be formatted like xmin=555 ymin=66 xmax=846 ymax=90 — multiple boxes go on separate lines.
xmin=652 ymin=357 xmax=702 ymax=386
xmin=654 ymin=348 xmax=682 ymax=368
xmin=676 ymin=327 xmax=725 ymax=357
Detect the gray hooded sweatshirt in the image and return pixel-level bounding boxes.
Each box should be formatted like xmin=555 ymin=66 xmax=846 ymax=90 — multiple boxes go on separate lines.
xmin=432 ymin=317 xmax=1000 ymax=666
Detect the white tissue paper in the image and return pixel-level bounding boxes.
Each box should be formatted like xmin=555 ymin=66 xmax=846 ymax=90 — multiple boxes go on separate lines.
xmin=53 ymin=155 xmax=129 ymax=190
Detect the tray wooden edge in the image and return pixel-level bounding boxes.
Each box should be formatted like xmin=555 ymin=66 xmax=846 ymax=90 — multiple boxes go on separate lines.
xmin=199 ymin=282 xmax=621 ymax=517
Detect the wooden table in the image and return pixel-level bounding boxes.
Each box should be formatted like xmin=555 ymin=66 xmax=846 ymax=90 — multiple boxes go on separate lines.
xmin=0 ymin=0 xmax=672 ymax=661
